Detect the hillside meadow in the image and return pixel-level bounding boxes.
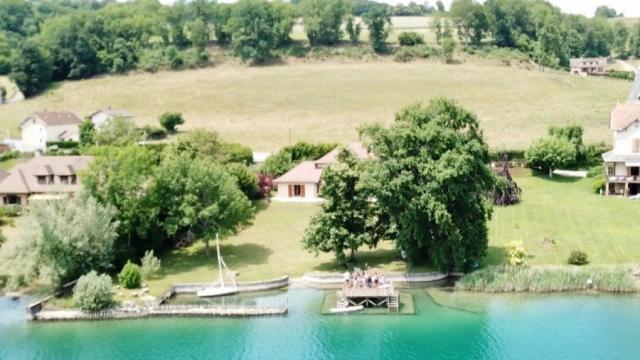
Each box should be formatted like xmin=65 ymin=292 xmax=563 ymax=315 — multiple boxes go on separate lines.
xmin=0 ymin=59 xmax=629 ymax=151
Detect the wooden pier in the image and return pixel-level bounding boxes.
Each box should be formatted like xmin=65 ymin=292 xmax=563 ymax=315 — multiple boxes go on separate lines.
xmin=336 ymin=284 xmax=399 ymax=311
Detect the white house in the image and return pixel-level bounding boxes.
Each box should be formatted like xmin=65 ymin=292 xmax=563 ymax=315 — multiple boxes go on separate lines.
xmin=19 ymin=111 xmax=82 ymax=152
xmin=570 ymin=57 xmax=607 ymax=76
xmin=88 ymin=108 xmax=133 ymax=128
xmin=272 ymin=143 xmax=369 ymax=202
xmin=602 ymin=103 xmax=640 ymax=196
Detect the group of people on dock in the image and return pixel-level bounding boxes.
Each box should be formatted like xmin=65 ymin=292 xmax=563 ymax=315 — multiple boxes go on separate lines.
xmin=343 ymin=270 xmax=386 ymax=289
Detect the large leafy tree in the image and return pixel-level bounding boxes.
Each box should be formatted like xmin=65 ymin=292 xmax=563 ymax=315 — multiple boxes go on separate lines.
xmin=9 ymin=39 xmax=52 ymax=97
xmin=361 ymin=98 xmax=495 ymax=271
xmin=82 ymin=146 xmax=160 ymax=259
xmin=301 ymin=0 xmax=350 ymax=46
xmin=362 ymin=5 xmax=391 ymax=53
xmin=303 ymin=149 xmax=385 ymax=264
xmin=525 ymin=136 xmax=577 ymax=175
xmin=449 ymin=0 xmax=487 ymax=46
xmin=0 ymin=194 xmax=118 ymax=289
xmin=94 ymin=117 xmax=140 ymax=146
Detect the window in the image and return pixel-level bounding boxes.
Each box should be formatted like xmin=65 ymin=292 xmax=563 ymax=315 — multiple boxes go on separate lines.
xmin=37 ymin=176 xmax=46 ymax=185
xmin=60 ymin=176 xmax=69 ymax=185
xmin=293 ymin=185 xmax=302 ymax=196
xmin=3 ymin=195 xmax=21 ymax=205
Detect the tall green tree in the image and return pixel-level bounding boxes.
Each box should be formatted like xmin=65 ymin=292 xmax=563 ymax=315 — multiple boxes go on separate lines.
xmin=449 ymin=0 xmax=487 ymax=46
xmin=301 ymin=0 xmax=350 ymax=46
xmin=594 ymin=5 xmax=618 ymax=18
xmin=79 ymin=119 xmax=96 ymax=148
xmin=0 ymin=194 xmax=118 ymax=289
xmin=9 ymin=39 xmax=52 ymax=97
xmin=613 ymin=21 xmax=629 ymax=57
xmin=361 ymin=98 xmax=495 ymax=271
xmin=94 ymin=117 xmax=140 ymax=146
xmin=303 ymin=149 xmax=384 ymax=264
xmin=345 ymin=15 xmax=361 ymax=44
xmin=363 ymin=6 xmax=391 ymax=53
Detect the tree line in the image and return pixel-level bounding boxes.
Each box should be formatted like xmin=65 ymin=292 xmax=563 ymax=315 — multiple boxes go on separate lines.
xmin=448 ymin=0 xmax=640 ymax=68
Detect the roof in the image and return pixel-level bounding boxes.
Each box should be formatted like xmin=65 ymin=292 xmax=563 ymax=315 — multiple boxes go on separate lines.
xmin=602 ymin=151 xmax=640 ymax=163
xmin=90 ymin=108 xmax=133 ymax=119
xmin=273 ymin=142 xmax=370 ymax=184
xmin=315 ymin=143 xmax=370 ymax=164
xmin=610 ymin=103 xmax=640 ymax=131
xmin=20 ymin=111 xmax=82 ymax=128
xmin=0 ymin=156 xmax=92 ymax=194
xmin=570 ymin=57 xmax=607 ymax=68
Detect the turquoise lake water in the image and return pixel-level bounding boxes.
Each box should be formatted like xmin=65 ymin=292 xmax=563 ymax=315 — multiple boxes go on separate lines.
xmin=2 ymin=289 xmax=640 ymax=360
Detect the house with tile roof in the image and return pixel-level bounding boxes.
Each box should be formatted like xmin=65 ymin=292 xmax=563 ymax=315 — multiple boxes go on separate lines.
xmin=602 ymin=102 xmax=640 ymax=195
xmin=570 ymin=57 xmax=607 ymax=76
xmin=272 ymin=143 xmax=369 ymax=202
xmin=89 ymin=107 xmax=134 ymax=128
xmin=0 ymin=156 xmax=92 ymax=205
xmin=20 ymin=111 xmax=82 ymax=152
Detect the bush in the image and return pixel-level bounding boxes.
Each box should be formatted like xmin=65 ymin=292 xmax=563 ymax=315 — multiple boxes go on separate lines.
xmin=398 ymin=31 xmax=425 ymax=46
xmin=393 ymin=44 xmax=436 ymax=62
xmin=568 ymin=250 xmax=589 ymax=265
xmin=1 ymin=205 xmax=22 ymax=217
xmin=159 ymin=112 xmax=184 ymax=133
xmin=606 ymin=70 xmax=635 ymax=81
xmin=141 ymin=250 xmax=161 ymax=279
xmin=0 ymin=150 xmax=19 ymax=162
xmin=73 ymin=271 xmax=116 ymax=311
xmin=505 ymin=241 xmax=527 ymax=266
xmin=223 ymin=143 xmax=253 ymax=165
xmin=525 ymin=136 xmax=577 ymax=174
xmin=118 ymin=261 xmax=142 ymax=289
xmin=226 ymin=163 xmax=259 ymax=199
xmin=591 ymin=177 xmax=607 ymax=194
xmin=46 ymin=141 xmax=79 ymax=149
xmin=142 ymin=125 xmax=168 ymax=140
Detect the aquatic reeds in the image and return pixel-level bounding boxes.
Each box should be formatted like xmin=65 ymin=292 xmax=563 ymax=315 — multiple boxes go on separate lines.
xmin=456 ymin=265 xmax=638 ymax=293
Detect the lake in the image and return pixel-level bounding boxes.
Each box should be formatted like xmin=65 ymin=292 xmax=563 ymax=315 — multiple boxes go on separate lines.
xmin=1 ymin=289 xmax=639 ymax=360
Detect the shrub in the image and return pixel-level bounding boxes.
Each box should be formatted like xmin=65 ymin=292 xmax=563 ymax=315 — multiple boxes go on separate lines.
xmin=223 ymin=143 xmax=253 ymax=165
xmin=394 ymin=45 xmax=436 ymax=62
xmin=159 ymin=112 xmax=184 ymax=133
xmin=398 ymin=31 xmax=425 ymax=46
xmin=142 ymin=125 xmax=168 ymax=140
xmin=118 ymin=261 xmax=142 ymax=289
xmin=591 ymin=177 xmax=606 ymax=194
xmin=73 ymin=271 xmax=116 ymax=311
xmin=141 ymin=250 xmax=161 ymax=279
xmin=568 ymin=250 xmax=589 ymax=265
xmin=226 ymin=163 xmax=260 ymax=199
xmin=1 ymin=205 xmax=22 ymax=217
xmin=606 ymin=70 xmax=634 ymax=81
xmin=526 ymin=136 xmax=577 ymax=174
xmin=505 ymin=241 xmax=527 ymax=266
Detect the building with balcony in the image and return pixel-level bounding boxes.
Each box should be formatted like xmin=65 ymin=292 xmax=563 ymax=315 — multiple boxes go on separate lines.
xmin=602 ymin=103 xmax=640 ymax=195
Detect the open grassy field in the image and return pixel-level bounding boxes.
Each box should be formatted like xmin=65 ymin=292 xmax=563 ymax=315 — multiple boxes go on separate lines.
xmin=144 ymin=201 xmax=414 ymax=295
xmin=487 ymin=170 xmax=640 ymax=266
xmin=0 ymin=60 xmax=628 ymax=151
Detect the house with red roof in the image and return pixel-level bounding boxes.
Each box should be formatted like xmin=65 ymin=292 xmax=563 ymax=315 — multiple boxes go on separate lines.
xmin=602 ymin=103 xmax=640 ymax=195
xmin=272 ymin=143 xmax=369 ymax=202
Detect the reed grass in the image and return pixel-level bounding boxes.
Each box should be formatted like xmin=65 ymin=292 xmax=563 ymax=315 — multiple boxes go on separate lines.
xmin=457 ymin=265 xmax=639 ymax=293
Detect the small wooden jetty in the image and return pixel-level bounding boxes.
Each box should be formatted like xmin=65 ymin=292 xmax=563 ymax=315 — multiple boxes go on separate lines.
xmin=336 ymin=284 xmax=399 ymax=312
xmin=32 ymin=304 xmax=287 ymax=322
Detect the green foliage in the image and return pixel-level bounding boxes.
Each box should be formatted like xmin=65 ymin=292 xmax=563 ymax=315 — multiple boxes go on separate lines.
xmin=226 ymin=162 xmax=259 ymax=199
xmin=398 ymin=31 xmax=425 ymax=46
xmin=591 ymin=177 xmax=606 ymax=194
xmin=362 ymin=6 xmax=391 ymax=53
xmin=345 ymin=16 xmax=361 ymax=44
xmin=228 ymin=0 xmax=294 ymax=63
xmin=159 ymin=112 xmax=184 ymax=132
xmin=594 ymin=5 xmax=619 ymax=18
xmin=442 ymin=36 xmax=457 ymax=63
xmin=140 ymin=250 xmax=161 ymax=279
xmin=260 ymin=142 xmax=337 ymax=177
xmin=142 ymin=125 xmax=168 ymax=140
xmin=361 ymin=98 xmax=495 ymax=271
xmin=0 ymin=194 xmax=118 ymax=289
xmin=450 ymin=0 xmax=488 ymax=46
xmin=118 ymin=260 xmax=142 ymax=289
xmin=223 ymin=143 xmax=253 ymax=165
xmin=79 ymin=120 xmax=95 ymax=148
xmin=457 ymin=265 xmax=637 ymax=292
xmin=94 ymin=118 xmax=140 ymax=146
xmin=9 ymin=39 xmax=52 ymax=97
xmin=394 ymin=44 xmax=436 ymax=62
xmin=73 ymin=271 xmax=116 ymax=312
xmin=568 ymin=250 xmax=588 ymax=265
xmin=0 ymin=85 xmax=6 ymax=102
xmin=176 ymin=130 xmax=252 ymax=164
xmin=505 ymin=241 xmax=527 ymax=266
xmin=301 ymin=0 xmax=350 ymax=46
xmin=303 ymin=149 xmax=385 ymax=263
xmin=526 ymin=136 xmax=577 ymax=173
xmin=607 ymin=70 xmax=635 ymax=81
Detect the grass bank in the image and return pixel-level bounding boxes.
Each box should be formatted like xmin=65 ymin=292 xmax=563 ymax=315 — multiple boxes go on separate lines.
xmin=457 ymin=265 xmax=638 ymax=293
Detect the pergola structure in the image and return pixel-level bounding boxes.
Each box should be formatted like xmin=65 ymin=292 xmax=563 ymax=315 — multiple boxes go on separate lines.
xmin=336 ymin=284 xmax=399 ymax=311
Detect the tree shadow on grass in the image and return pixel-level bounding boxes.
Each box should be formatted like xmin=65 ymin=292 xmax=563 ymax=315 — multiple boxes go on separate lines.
xmin=312 ymin=248 xmax=404 ymax=272
xmin=158 ymin=243 xmax=272 ymax=278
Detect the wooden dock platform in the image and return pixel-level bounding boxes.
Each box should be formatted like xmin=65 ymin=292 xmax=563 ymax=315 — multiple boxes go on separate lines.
xmin=337 ymin=284 xmax=399 ymax=311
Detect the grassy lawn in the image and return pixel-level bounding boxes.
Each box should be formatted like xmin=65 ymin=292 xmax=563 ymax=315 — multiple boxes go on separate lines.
xmin=145 ymin=201 xmax=414 ymax=295
xmin=0 ymin=60 xmax=627 ymax=152
xmin=487 ymin=170 xmax=640 ymax=266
